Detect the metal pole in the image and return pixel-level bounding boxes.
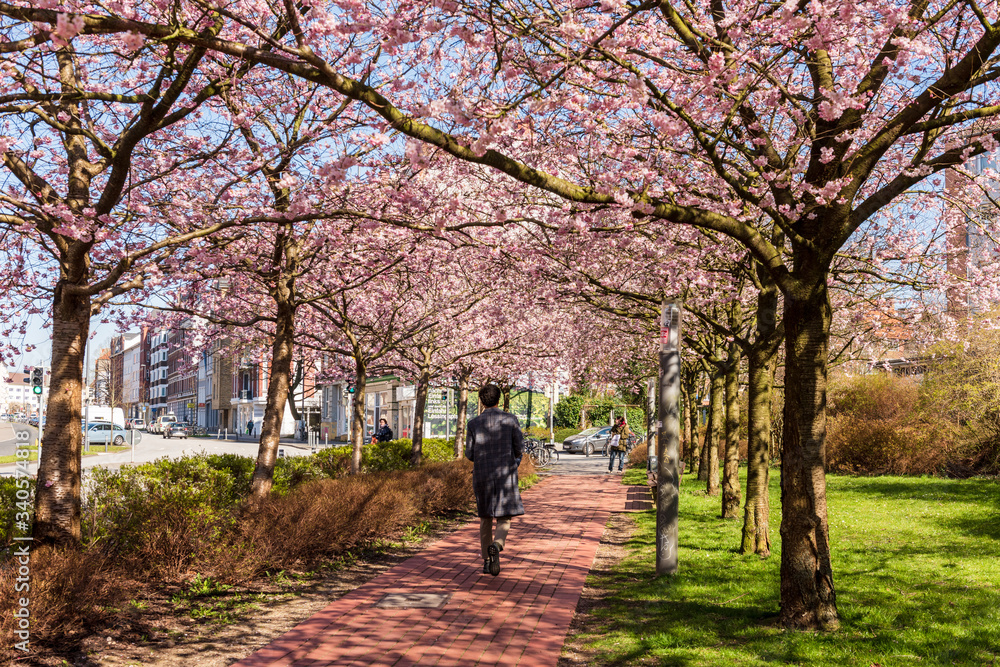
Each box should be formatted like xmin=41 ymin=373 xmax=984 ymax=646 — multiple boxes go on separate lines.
xmin=37 ymin=388 xmax=44 ymax=475
xmin=84 ymin=335 xmax=90 ymax=453
xmin=549 ymin=382 xmax=555 ymax=447
xmin=526 ymin=374 xmax=533 ymax=430
xmin=656 ymin=301 xmax=682 ymax=576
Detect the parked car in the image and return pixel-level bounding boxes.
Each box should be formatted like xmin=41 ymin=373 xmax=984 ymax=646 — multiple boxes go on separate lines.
xmin=150 ymin=414 xmax=177 ymax=434
xmin=131 ymin=418 xmax=146 ymax=431
xmin=164 ymin=422 xmax=191 ymax=439
xmin=84 ymin=421 xmax=128 ymax=447
xmin=562 ymin=426 xmax=614 ymax=455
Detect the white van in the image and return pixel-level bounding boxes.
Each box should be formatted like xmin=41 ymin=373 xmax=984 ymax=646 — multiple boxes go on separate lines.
xmin=151 ymin=414 xmax=177 ymax=434
xmin=85 ymin=406 xmax=126 ymax=428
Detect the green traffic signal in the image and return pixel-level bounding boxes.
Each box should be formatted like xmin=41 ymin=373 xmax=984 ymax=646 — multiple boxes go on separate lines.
xmin=32 ymin=385 xmax=42 ymax=395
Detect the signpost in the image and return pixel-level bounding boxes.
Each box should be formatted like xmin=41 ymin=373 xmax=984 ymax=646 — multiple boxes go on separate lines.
xmin=657 ymin=301 xmax=682 ymax=575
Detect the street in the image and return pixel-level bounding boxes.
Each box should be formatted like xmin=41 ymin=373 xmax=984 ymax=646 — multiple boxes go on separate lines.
xmin=0 ymin=421 xmax=37 ymax=457
xmin=0 ymin=426 xmax=269 ymax=475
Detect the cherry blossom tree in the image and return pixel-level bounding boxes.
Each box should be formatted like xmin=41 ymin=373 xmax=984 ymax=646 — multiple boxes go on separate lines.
xmin=10 ymin=0 xmax=1000 ymax=629
xmin=0 ymin=10 xmax=271 ymax=546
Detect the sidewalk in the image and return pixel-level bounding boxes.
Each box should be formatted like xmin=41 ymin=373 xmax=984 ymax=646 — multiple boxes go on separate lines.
xmin=234 ymin=472 xmax=643 ymax=666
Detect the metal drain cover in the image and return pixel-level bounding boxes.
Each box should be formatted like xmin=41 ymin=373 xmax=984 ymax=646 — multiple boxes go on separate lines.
xmin=374 ymin=593 xmax=451 ymax=609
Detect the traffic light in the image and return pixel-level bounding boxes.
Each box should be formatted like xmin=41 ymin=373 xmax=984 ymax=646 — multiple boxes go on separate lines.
xmin=343 ymin=384 xmax=355 ymax=397
xmin=31 ymin=368 xmax=44 ymax=395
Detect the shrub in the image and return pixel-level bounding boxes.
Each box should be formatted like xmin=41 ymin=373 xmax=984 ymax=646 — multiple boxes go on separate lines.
xmin=826 ymin=373 xmax=952 ymax=475
xmin=233 ymin=461 xmax=475 ymax=571
xmin=628 ymin=443 xmax=649 ymax=468
xmin=555 ymin=394 xmax=586 ymax=428
xmin=0 ymin=476 xmax=34 ymax=550
xmin=0 ymin=546 xmax=141 ymax=661
xmin=83 ymin=456 xmax=243 ymax=573
xmin=554 ymin=427 xmax=581 ymax=443
xmin=829 ymin=373 xmax=918 ymax=421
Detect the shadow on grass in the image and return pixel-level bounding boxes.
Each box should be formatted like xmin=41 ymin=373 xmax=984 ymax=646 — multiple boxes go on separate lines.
xmin=572 ymin=467 xmax=1000 ymax=667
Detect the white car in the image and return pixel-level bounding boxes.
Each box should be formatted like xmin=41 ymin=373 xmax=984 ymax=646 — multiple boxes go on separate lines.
xmin=131 ymin=418 xmax=146 ymax=430
xmin=150 ymin=415 xmax=177 ymax=434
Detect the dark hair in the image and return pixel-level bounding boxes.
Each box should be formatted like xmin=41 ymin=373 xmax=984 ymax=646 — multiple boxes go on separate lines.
xmin=379 ymin=418 xmax=387 ymax=425
xmin=479 ymin=384 xmax=501 ymax=408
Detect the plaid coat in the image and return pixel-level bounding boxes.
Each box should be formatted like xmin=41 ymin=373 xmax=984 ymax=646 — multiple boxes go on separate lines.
xmin=465 ymin=407 xmax=525 ymax=518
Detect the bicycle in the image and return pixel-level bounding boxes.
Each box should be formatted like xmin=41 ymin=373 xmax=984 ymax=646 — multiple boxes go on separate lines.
xmin=523 ymin=437 xmax=551 ymax=467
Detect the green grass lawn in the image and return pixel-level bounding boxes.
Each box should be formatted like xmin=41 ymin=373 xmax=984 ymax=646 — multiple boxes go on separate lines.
xmin=574 ymin=467 xmax=1000 ymax=666
xmin=0 ymin=444 xmax=132 ymax=464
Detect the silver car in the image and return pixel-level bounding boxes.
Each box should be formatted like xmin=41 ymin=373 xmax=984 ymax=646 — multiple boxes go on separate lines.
xmin=562 ymin=426 xmax=613 ymax=455
xmin=84 ymin=421 xmax=128 ymax=446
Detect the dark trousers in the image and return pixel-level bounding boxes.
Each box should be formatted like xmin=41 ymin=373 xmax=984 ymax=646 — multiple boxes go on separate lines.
xmin=608 ymin=449 xmax=626 ymax=471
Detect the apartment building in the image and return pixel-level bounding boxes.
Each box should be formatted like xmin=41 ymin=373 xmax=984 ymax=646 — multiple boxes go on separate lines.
xmin=148 ymin=329 xmax=170 ymax=420
xmin=167 ymin=324 xmax=198 ymax=422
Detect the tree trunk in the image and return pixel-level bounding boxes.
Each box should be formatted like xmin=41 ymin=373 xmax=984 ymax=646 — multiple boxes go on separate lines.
xmin=741 ymin=276 xmax=781 ymax=556
xmin=741 ymin=344 xmax=776 ymax=556
xmin=647 ymin=376 xmax=657 ymax=458
xmin=679 ymin=386 xmax=689 ymax=466
xmin=350 ymin=360 xmax=367 ymax=474
xmin=33 ymin=279 xmax=89 ymax=547
xmin=721 ymin=348 xmax=742 ymax=518
xmin=779 ymin=279 xmax=839 ymax=629
xmin=684 ymin=368 xmax=701 ymax=474
xmin=502 ymin=385 xmax=511 ymax=412
xmin=287 ymin=360 xmax=303 ymax=421
xmin=703 ymin=369 xmax=723 ymax=495
xmin=251 ymin=300 xmax=295 ymax=500
xmin=454 ymin=368 xmax=471 ymax=458
xmin=411 ymin=368 xmax=431 ymax=467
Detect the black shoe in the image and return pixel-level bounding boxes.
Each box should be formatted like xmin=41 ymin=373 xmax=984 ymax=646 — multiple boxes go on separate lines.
xmin=483 ymin=560 xmax=490 ymax=574
xmin=488 ymin=541 xmax=501 ymax=576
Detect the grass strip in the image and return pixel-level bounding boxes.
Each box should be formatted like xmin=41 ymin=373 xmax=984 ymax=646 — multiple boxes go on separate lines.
xmin=574 ymin=467 xmax=1000 ymax=666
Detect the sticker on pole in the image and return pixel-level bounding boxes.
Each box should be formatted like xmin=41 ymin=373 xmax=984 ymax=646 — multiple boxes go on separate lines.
xmin=660 ymin=302 xmax=681 ymax=352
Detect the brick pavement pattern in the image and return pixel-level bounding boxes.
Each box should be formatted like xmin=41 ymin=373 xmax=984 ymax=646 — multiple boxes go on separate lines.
xmin=233 ymin=474 xmax=636 ymax=666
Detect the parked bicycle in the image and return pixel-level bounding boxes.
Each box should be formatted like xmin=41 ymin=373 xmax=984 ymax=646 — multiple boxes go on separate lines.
xmin=523 ymin=437 xmax=552 ymax=467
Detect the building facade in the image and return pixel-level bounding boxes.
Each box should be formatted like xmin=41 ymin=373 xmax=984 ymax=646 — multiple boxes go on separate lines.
xmin=167 ymin=325 xmax=198 ymax=422
xmin=118 ymin=333 xmax=141 ymax=420
xmin=148 ymin=329 xmax=170 ymax=420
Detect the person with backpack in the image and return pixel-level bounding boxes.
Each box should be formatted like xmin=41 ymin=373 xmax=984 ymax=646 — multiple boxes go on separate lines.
xmin=607 ymin=416 xmax=630 ymax=474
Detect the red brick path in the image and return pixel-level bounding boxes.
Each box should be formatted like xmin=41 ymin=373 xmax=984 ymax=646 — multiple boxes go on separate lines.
xmin=233 ymin=475 xmax=642 ymax=666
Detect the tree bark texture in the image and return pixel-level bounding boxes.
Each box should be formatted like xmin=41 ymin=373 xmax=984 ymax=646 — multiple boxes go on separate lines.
xmin=687 ymin=387 xmax=701 ymax=474
xmin=742 ymin=345 xmax=775 ymax=556
xmin=680 ymin=387 xmax=690 ymax=467
xmin=454 ymin=369 xmax=471 ymax=458
xmin=251 ymin=301 xmax=294 ymax=500
xmin=703 ymin=369 xmax=723 ymax=495
xmin=779 ymin=280 xmax=839 ymax=629
xmin=721 ymin=348 xmax=742 ymax=518
xmin=411 ymin=368 xmax=431 ymax=467
xmin=741 ymin=279 xmax=780 ymax=556
xmin=33 ymin=279 xmax=90 ymax=547
xmin=350 ymin=362 xmax=367 ymax=474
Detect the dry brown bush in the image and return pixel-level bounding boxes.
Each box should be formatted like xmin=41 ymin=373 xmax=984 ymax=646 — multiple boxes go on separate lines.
xmin=826 ymin=373 xmax=962 ymax=475
xmin=0 ymin=546 xmax=146 ymax=663
xmin=0 ymin=459 xmax=477 ymax=659
xmin=628 ymin=443 xmax=648 ymax=468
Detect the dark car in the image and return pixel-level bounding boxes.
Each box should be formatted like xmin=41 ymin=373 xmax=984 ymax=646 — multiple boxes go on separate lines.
xmin=164 ymin=422 xmax=191 ymax=439
xmin=562 ymin=426 xmax=613 ymax=455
